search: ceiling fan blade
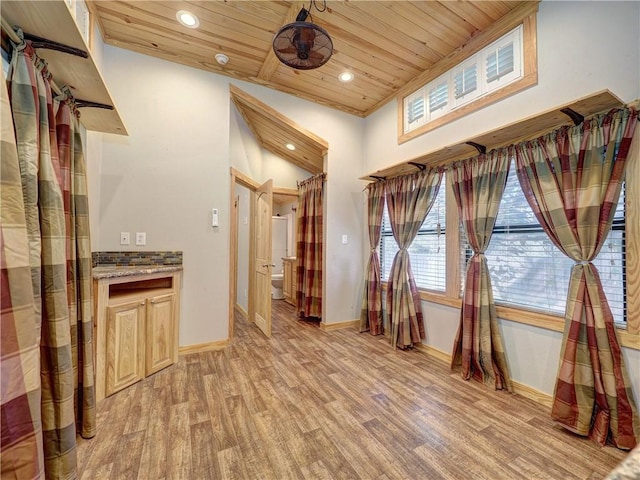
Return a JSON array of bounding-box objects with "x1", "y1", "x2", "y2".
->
[{"x1": 276, "y1": 47, "x2": 299, "y2": 55}]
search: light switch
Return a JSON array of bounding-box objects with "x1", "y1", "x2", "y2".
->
[
  {"x1": 212, "y1": 208, "x2": 219, "y2": 227},
  {"x1": 342, "y1": 234, "x2": 348, "y2": 245},
  {"x1": 135, "y1": 232, "x2": 146, "y2": 246},
  {"x1": 120, "y1": 232, "x2": 130, "y2": 245}
]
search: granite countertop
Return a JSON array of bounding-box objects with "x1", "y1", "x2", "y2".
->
[
  {"x1": 92, "y1": 264, "x2": 183, "y2": 279},
  {"x1": 605, "y1": 444, "x2": 640, "y2": 479}
]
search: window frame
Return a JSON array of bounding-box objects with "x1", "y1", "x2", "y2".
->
[{"x1": 397, "y1": 13, "x2": 537, "y2": 145}]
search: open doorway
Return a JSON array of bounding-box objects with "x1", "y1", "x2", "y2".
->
[{"x1": 228, "y1": 168, "x2": 299, "y2": 339}]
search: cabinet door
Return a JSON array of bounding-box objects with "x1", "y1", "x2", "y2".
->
[
  {"x1": 106, "y1": 299, "x2": 146, "y2": 396},
  {"x1": 146, "y1": 293, "x2": 176, "y2": 376},
  {"x1": 283, "y1": 261, "x2": 292, "y2": 298}
]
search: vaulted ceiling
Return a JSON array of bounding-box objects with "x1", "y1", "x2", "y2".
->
[{"x1": 88, "y1": 1, "x2": 532, "y2": 118}]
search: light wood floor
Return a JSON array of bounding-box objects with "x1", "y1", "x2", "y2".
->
[{"x1": 78, "y1": 300, "x2": 627, "y2": 479}]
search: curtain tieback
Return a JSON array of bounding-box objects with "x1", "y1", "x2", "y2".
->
[{"x1": 576, "y1": 260, "x2": 591, "y2": 265}]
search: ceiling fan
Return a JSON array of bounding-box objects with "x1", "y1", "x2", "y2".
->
[{"x1": 272, "y1": 2, "x2": 333, "y2": 70}]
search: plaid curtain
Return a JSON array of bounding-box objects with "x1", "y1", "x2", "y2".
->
[
  {"x1": 4, "y1": 40, "x2": 96, "y2": 478},
  {"x1": 385, "y1": 169, "x2": 442, "y2": 349},
  {"x1": 56, "y1": 88, "x2": 96, "y2": 439},
  {"x1": 359, "y1": 181, "x2": 386, "y2": 335},
  {"x1": 450, "y1": 150, "x2": 512, "y2": 391},
  {"x1": 1, "y1": 62, "x2": 44, "y2": 480},
  {"x1": 514, "y1": 107, "x2": 639, "y2": 449},
  {"x1": 296, "y1": 174, "x2": 324, "y2": 319}
]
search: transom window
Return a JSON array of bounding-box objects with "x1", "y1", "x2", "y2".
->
[{"x1": 403, "y1": 25, "x2": 523, "y2": 136}]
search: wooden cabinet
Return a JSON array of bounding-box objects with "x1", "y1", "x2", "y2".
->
[
  {"x1": 106, "y1": 299, "x2": 146, "y2": 397},
  {"x1": 94, "y1": 270, "x2": 181, "y2": 400},
  {"x1": 145, "y1": 293, "x2": 176, "y2": 376},
  {"x1": 282, "y1": 258, "x2": 297, "y2": 306}
]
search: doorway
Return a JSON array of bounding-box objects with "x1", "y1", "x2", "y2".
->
[{"x1": 228, "y1": 168, "x2": 298, "y2": 339}]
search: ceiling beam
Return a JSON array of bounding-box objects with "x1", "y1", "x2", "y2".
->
[{"x1": 257, "y1": 1, "x2": 304, "y2": 81}]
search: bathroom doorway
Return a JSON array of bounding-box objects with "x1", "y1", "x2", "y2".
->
[{"x1": 228, "y1": 168, "x2": 298, "y2": 339}]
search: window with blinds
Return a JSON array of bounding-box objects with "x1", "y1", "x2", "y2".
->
[
  {"x1": 428, "y1": 80, "x2": 448, "y2": 114},
  {"x1": 479, "y1": 160, "x2": 626, "y2": 324},
  {"x1": 380, "y1": 175, "x2": 447, "y2": 292},
  {"x1": 486, "y1": 43, "x2": 514, "y2": 83},
  {"x1": 404, "y1": 91, "x2": 426, "y2": 132}
]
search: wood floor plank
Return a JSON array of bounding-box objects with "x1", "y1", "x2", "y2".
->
[{"x1": 77, "y1": 300, "x2": 627, "y2": 480}]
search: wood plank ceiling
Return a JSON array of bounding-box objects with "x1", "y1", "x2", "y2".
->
[{"x1": 88, "y1": 1, "x2": 530, "y2": 118}]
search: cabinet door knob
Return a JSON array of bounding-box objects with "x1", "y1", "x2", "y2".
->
[
  {"x1": 150, "y1": 299, "x2": 156, "y2": 304},
  {"x1": 140, "y1": 301, "x2": 146, "y2": 306}
]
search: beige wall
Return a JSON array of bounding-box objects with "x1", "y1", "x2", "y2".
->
[{"x1": 95, "y1": 46, "x2": 365, "y2": 348}]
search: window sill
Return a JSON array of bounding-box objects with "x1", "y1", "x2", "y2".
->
[{"x1": 381, "y1": 282, "x2": 639, "y2": 350}]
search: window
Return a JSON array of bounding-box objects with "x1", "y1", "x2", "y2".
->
[
  {"x1": 481, "y1": 160, "x2": 626, "y2": 324},
  {"x1": 402, "y1": 26, "x2": 524, "y2": 137},
  {"x1": 380, "y1": 175, "x2": 447, "y2": 292},
  {"x1": 398, "y1": 11, "x2": 538, "y2": 144}
]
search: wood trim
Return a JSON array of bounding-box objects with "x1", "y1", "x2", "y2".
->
[
  {"x1": 2, "y1": 1, "x2": 127, "y2": 135},
  {"x1": 495, "y1": 305, "x2": 563, "y2": 333},
  {"x1": 512, "y1": 380, "x2": 553, "y2": 409},
  {"x1": 234, "y1": 304, "x2": 248, "y2": 321},
  {"x1": 392, "y1": 2, "x2": 540, "y2": 106},
  {"x1": 230, "y1": 84, "x2": 329, "y2": 150},
  {"x1": 626, "y1": 129, "x2": 640, "y2": 335},
  {"x1": 229, "y1": 173, "x2": 238, "y2": 340},
  {"x1": 364, "y1": 90, "x2": 625, "y2": 181},
  {"x1": 273, "y1": 187, "x2": 298, "y2": 197},
  {"x1": 444, "y1": 174, "x2": 461, "y2": 299},
  {"x1": 414, "y1": 342, "x2": 553, "y2": 408},
  {"x1": 178, "y1": 340, "x2": 229, "y2": 355},
  {"x1": 418, "y1": 290, "x2": 462, "y2": 309},
  {"x1": 256, "y1": 1, "x2": 304, "y2": 81},
  {"x1": 231, "y1": 167, "x2": 260, "y2": 190},
  {"x1": 319, "y1": 319, "x2": 360, "y2": 331},
  {"x1": 414, "y1": 343, "x2": 451, "y2": 365},
  {"x1": 398, "y1": 13, "x2": 538, "y2": 144}
]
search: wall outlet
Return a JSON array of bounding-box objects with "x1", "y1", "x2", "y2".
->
[
  {"x1": 342, "y1": 234, "x2": 348, "y2": 245},
  {"x1": 135, "y1": 232, "x2": 146, "y2": 246},
  {"x1": 120, "y1": 232, "x2": 130, "y2": 245}
]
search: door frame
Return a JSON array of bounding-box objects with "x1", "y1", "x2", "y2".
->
[{"x1": 228, "y1": 167, "x2": 298, "y2": 338}]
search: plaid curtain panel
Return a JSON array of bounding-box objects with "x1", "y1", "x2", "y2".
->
[
  {"x1": 1, "y1": 62, "x2": 45, "y2": 480},
  {"x1": 360, "y1": 181, "x2": 385, "y2": 335},
  {"x1": 7, "y1": 40, "x2": 93, "y2": 478},
  {"x1": 296, "y1": 174, "x2": 324, "y2": 319},
  {"x1": 385, "y1": 169, "x2": 442, "y2": 349},
  {"x1": 449, "y1": 150, "x2": 512, "y2": 391},
  {"x1": 514, "y1": 107, "x2": 639, "y2": 449},
  {"x1": 55, "y1": 90, "x2": 96, "y2": 439}
]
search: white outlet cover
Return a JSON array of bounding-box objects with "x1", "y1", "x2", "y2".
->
[
  {"x1": 120, "y1": 232, "x2": 130, "y2": 245},
  {"x1": 135, "y1": 232, "x2": 146, "y2": 245}
]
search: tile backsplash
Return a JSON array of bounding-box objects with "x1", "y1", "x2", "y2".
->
[{"x1": 92, "y1": 251, "x2": 183, "y2": 267}]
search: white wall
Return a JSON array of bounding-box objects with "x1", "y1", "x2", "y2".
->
[
  {"x1": 99, "y1": 47, "x2": 231, "y2": 347},
  {"x1": 95, "y1": 47, "x2": 366, "y2": 348},
  {"x1": 229, "y1": 103, "x2": 262, "y2": 180},
  {"x1": 367, "y1": 1, "x2": 640, "y2": 400},
  {"x1": 226, "y1": 82, "x2": 367, "y2": 325}
]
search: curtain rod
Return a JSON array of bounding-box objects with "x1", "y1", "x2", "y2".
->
[{"x1": 1, "y1": 16, "x2": 114, "y2": 111}]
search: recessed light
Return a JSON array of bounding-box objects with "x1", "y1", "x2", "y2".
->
[
  {"x1": 176, "y1": 10, "x2": 199, "y2": 28},
  {"x1": 338, "y1": 71, "x2": 354, "y2": 82},
  {"x1": 285, "y1": 143, "x2": 296, "y2": 151}
]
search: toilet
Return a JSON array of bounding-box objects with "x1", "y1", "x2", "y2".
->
[{"x1": 271, "y1": 273, "x2": 284, "y2": 300}]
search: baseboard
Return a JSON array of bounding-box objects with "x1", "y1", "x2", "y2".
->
[
  {"x1": 414, "y1": 343, "x2": 553, "y2": 408},
  {"x1": 179, "y1": 339, "x2": 229, "y2": 355},
  {"x1": 319, "y1": 319, "x2": 360, "y2": 331},
  {"x1": 234, "y1": 303, "x2": 248, "y2": 320}
]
